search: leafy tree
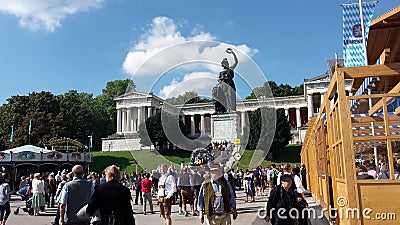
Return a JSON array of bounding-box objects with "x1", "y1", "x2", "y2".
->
[
  {"x1": 271, "y1": 108, "x2": 292, "y2": 153},
  {"x1": 246, "y1": 81, "x2": 304, "y2": 99},
  {"x1": 138, "y1": 112, "x2": 188, "y2": 151},
  {"x1": 245, "y1": 108, "x2": 292, "y2": 160},
  {"x1": 166, "y1": 91, "x2": 212, "y2": 105},
  {"x1": 58, "y1": 90, "x2": 96, "y2": 148},
  {"x1": 96, "y1": 79, "x2": 134, "y2": 135},
  {"x1": 13, "y1": 112, "x2": 66, "y2": 147},
  {"x1": 293, "y1": 84, "x2": 304, "y2": 96},
  {"x1": 0, "y1": 92, "x2": 61, "y2": 149},
  {"x1": 0, "y1": 80, "x2": 137, "y2": 151}
]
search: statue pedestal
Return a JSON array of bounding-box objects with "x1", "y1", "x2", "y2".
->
[
  {"x1": 211, "y1": 113, "x2": 239, "y2": 142},
  {"x1": 210, "y1": 112, "x2": 241, "y2": 167}
]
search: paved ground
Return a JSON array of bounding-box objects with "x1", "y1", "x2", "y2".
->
[{"x1": 6, "y1": 189, "x2": 330, "y2": 225}]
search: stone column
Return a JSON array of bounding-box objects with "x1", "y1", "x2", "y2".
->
[
  {"x1": 211, "y1": 117, "x2": 214, "y2": 138},
  {"x1": 137, "y1": 107, "x2": 142, "y2": 132},
  {"x1": 129, "y1": 108, "x2": 134, "y2": 132},
  {"x1": 133, "y1": 108, "x2": 138, "y2": 132},
  {"x1": 117, "y1": 109, "x2": 122, "y2": 133},
  {"x1": 307, "y1": 94, "x2": 313, "y2": 119},
  {"x1": 127, "y1": 108, "x2": 132, "y2": 132},
  {"x1": 121, "y1": 109, "x2": 126, "y2": 132},
  {"x1": 190, "y1": 115, "x2": 195, "y2": 137},
  {"x1": 296, "y1": 107, "x2": 302, "y2": 128},
  {"x1": 284, "y1": 108, "x2": 289, "y2": 120},
  {"x1": 241, "y1": 111, "x2": 246, "y2": 135},
  {"x1": 200, "y1": 114, "x2": 205, "y2": 136},
  {"x1": 320, "y1": 93, "x2": 325, "y2": 107},
  {"x1": 148, "y1": 107, "x2": 152, "y2": 118}
]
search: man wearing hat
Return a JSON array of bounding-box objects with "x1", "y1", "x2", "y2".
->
[
  {"x1": 265, "y1": 174, "x2": 296, "y2": 225},
  {"x1": 197, "y1": 165, "x2": 237, "y2": 225}
]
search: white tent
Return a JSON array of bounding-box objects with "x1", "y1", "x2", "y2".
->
[{"x1": 1, "y1": 145, "x2": 52, "y2": 154}]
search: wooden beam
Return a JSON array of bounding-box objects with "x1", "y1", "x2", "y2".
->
[
  {"x1": 336, "y1": 72, "x2": 359, "y2": 225},
  {"x1": 368, "y1": 81, "x2": 400, "y2": 115},
  {"x1": 370, "y1": 6, "x2": 400, "y2": 27},
  {"x1": 348, "y1": 92, "x2": 400, "y2": 100},
  {"x1": 354, "y1": 134, "x2": 400, "y2": 141},
  {"x1": 382, "y1": 97, "x2": 395, "y2": 180},
  {"x1": 351, "y1": 114, "x2": 400, "y2": 123},
  {"x1": 341, "y1": 63, "x2": 400, "y2": 79},
  {"x1": 379, "y1": 48, "x2": 391, "y2": 64},
  {"x1": 326, "y1": 71, "x2": 338, "y2": 100},
  {"x1": 395, "y1": 106, "x2": 400, "y2": 115}
]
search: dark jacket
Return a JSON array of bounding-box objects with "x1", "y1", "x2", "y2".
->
[
  {"x1": 87, "y1": 180, "x2": 135, "y2": 225},
  {"x1": 266, "y1": 185, "x2": 295, "y2": 225}
]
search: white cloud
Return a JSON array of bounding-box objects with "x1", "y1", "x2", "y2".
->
[
  {"x1": 123, "y1": 16, "x2": 262, "y2": 98},
  {"x1": 158, "y1": 71, "x2": 217, "y2": 99},
  {"x1": 122, "y1": 16, "x2": 258, "y2": 78},
  {"x1": 0, "y1": 0, "x2": 105, "y2": 32}
]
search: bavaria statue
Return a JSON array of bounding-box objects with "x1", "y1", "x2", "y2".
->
[{"x1": 212, "y1": 48, "x2": 238, "y2": 114}]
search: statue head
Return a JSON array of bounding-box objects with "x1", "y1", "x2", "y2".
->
[{"x1": 221, "y1": 58, "x2": 229, "y2": 68}]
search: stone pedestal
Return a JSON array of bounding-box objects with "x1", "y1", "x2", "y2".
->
[{"x1": 211, "y1": 113, "x2": 239, "y2": 142}]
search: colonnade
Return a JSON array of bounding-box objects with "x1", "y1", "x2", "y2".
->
[
  {"x1": 307, "y1": 92, "x2": 324, "y2": 119},
  {"x1": 116, "y1": 106, "x2": 157, "y2": 133}
]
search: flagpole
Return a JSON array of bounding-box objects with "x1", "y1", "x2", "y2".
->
[
  {"x1": 10, "y1": 125, "x2": 14, "y2": 144},
  {"x1": 28, "y1": 119, "x2": 32, "y2": 145},
  {"x1": 358, "y1": 0, "x2": 368, "y2": 66}
]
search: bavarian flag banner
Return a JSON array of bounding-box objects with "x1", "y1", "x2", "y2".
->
[{"x1": 342, "y1": 2, "x2": 376, "y2": 68}]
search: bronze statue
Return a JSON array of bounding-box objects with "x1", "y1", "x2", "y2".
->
[{"x1": 213, "y1": 48, "x2": 238, "y2": 114}]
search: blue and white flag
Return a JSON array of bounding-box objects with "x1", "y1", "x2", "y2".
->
[
  {"x1": 89, "y1": 134, "x2": 93, "y2": 148},
  {"x1": 10, "y1": 125, "x2": 14, "y2": 143},
  {"x1": 28, "y1": 119, "x2": 32, "y2": 135},
  {"x1": 342, "y1": 2, "x2": 376, "y2": 67}
]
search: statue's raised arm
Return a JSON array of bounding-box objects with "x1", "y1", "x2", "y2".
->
[{"x1": 226, "y1": 48, "x2": 238, "y2": 70}]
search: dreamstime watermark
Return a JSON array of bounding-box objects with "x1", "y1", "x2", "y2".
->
[{"x1": 257, "y1": 197, "x2": 397, "y2": 221}]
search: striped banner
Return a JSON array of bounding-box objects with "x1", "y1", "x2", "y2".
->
[{"x1": 342, "y1": 2, "x2": 376, "y2": 68}]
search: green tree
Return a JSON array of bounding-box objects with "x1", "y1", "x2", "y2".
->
[
  {"x1": 270, "y1": 108, "x2": 292, "y2": 153},
  {"x1": 246, "y1": 81, "x2": 304, "y2": 99},
  {"x1": 245, "y1": 108, "x2": 292, "y2": 160},
  {"x1": 0, "y1": 92, "x2": 61, "y2": 149},
  {"x1": 138, "y1": 112, "x2": 188, "y2": 151},
  {"x1": 166, "y1": 91, "x2": 212, "y2": 105},
  {"x1": 13, "y1": 111, "x2": 66, "y2": 147},
  {"x1": 96, "y1": 79, "x2": 134, "y2": 135},
  {"x1": 59, "y1": 90, "x2": 95, "y2": 147}
]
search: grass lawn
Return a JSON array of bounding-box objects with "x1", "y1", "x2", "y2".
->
[{"x1": 91, "y1": 151, "x2": 142, "y2": 174}]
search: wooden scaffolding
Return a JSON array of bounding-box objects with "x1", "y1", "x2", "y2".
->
[{"x1": 301, "y1": 6, "x2": 400, "y2": 225}]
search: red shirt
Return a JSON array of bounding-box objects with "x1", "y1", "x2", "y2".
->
[{"x1": 141, "y1": 178, "x2": 152, "y2": 193}]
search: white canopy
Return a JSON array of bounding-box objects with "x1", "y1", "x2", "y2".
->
[{"x1": 1, "y1": 145, "x2": 52, "y2": 154}]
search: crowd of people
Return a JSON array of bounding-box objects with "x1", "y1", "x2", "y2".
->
[
  {"x1": 0, "y1": 162, "x2": 311, "y2": 225},
  {"x1": 355, "y1": 158, "x2": 400, "y2": 180}
]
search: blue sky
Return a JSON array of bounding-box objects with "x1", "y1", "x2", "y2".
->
[{"x1": 0, "y1": 0, "x2": 398, "y2": 104}]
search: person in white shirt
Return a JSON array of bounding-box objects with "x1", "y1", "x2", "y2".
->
[
  {"x1": 0, "y1": 173, "x2": 11, "y2": 225},
  {"x1": 293, "y1": 167, "x2": 306, "y2": 200},
  {"x1": 31, "y1": 173, "x2": 45, "y2": 216},
  {"x1": 157, "y1": 165, "x2": 176, "y2": 225}
]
